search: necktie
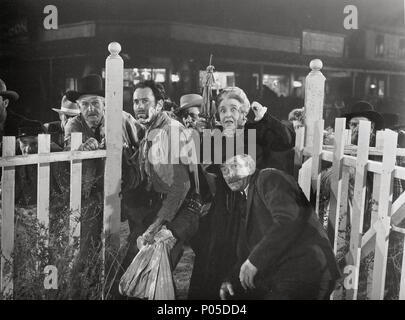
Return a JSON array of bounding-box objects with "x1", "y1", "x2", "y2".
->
[
  {"x1": 93, "y1": 126, "x2": 101, "y2": 142},
  {"x1": 240, "y1": 191, "x2": 247, "y2": 221}
]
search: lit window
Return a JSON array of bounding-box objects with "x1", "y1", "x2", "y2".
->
[
  {"x1": 101, "y1": 68, "x2": 166, "y2": 84},
  {"x1": 375, "y1": 34, "x2": 384, "y2": 57},
  {"x1": 199, "y1": 71, "x2": 235, "y2": 90},
  {"x1": 171, "y1": 73, "x2": 180, "y2": 83},
  {"x1": 399, "y1": 39, "x2": 405, "y2": 58}
]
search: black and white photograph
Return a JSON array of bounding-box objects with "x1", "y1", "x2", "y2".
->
[{"x1": 1, "y1": 0, "x2": 405, "y2": 305}]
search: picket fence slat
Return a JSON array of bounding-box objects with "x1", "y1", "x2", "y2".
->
[
  {"x1": 371, "y1": 129, "x2": 398, "y2": 300},
  {"x1": 37, "y1": 134, "x2": 50, "y2": 231},
  {"x1": 328, "y1": 118, "x2": 346, "y2": 254},
  {"x1": 1, "y1": 136, "x2": 16, "y2": 298},
  {"x1": 346, "y1": 120, "x2": 371, "y2": 300},
  {"x1": 298, "y1": 157, "x2": 312, "y2": 201},
  {"x1": 310, "y1": 120, "x2": 324, "y2": 216},
  {"x1": 69, "y1": 133, "x2": 82, "y2": 247},
  {"x1": 393, "y1": 226, "x2": 405, "y2": 299}
]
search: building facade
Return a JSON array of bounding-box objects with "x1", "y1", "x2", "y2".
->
[{"x1": 1, "y1": 0, "x2": 404, "y2": 123}]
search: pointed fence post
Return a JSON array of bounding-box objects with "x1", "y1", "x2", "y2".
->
[
  {"x1": 304, "y1": 59, "x2": 325, "y2": 155},
  {"x1": 346, "y1": 120, "x2": 371, "y2": 300},
  {"x1": 1, "y1": 136, "x2": 16, "y2": 298},
  {"x1": 371, "y1": 129, "x2": 397, "y2": 300},
  {"x1": 102, "y1": 42, "x2": 123, "y2": 299}
]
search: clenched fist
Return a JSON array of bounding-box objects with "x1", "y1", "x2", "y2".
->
[
  {"x1": 251, "y1": 101, "x2": 268, "y2": 122},
  {"x1": 78, "y1": 137, "x2": 99, "y2": 151}
]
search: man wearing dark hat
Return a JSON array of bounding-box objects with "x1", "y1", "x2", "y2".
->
[
  {"x1": 0, "y1": 78, "x2": 29, "y2": 140},
  {"x1": 344, "y1": 100, "x2": 384, "y2": 146},
  {"x1": 44, "y1": 95, "x2": 80, "y2": 148},
  {"x1": 64, "y1": 74, "x2": 144, "y2": 298},
  {"x1": 176, "y1": 93, "x2": 202, "y2": 129},
  {"x1": 15, "y1": 120, "x2": 66, "y2": 206}
]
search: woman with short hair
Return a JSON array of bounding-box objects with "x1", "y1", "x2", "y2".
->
[{"x1": 189, "y1": 86, "x2": 295, "y2": 299}]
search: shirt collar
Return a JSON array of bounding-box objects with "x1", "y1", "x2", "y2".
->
[{"x1": 243, "y1": 184, "x2": 249, "y2": 197}]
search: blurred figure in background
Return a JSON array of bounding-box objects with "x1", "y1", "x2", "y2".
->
[
  {"x1": 0, "y1": 78, "x2": 28, "y2": 142},
  {"x1": 175, "y1": 94, "x2": 202, "y2": 130},
  {"x1": 44, "y1": 95, "x2": 80, "y2": 148},
  {"x1": 288, "y1": 108, "x2": 305, "y2": 132}
]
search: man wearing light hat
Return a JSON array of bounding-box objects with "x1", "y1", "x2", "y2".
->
[
  {"x1": 44, "y1": 95, "x2": 80, "y2": 148},
  {"x1": 176, "y1": 93, "x2": 203, "y2": 129}
]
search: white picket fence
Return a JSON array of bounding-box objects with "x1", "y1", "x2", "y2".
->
[
  {"x1": 295, "y1": 60, "x2": 405, "y2": 300},
  {"x1": 2, "y1": 41, "x2": 404, "y2": 300},
  {"x1": 0, "y1": 42, "x2": 124, "y2": 299}
]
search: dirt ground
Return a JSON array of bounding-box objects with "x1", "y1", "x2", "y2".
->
[{"x1": 119, "y1": 220, "x2": 195, "y2": 300}]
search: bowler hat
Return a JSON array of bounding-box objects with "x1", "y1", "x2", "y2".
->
[
  {"x1": 17, "y1": 120, "x2": 45, "y2": 138},
  {"x1": 52, "y1": 95, "x2": 80, "y2": 116},
  {"x1": 179, "y1": 94, "x2": 203, "y2": 111},
  {"x1": 343, "y1": 101, "x2": 384, "y2": 130},
  {"x1": 0, "y1": 78, "x2": 19, "y2": 101},
  {"x1": 66, "y1": 74, "x2": 104, "y2": 102}
]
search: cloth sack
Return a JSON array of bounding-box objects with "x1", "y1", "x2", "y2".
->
[{"x1": 119, "y1": 227, "x2": 177, "y2": 299}]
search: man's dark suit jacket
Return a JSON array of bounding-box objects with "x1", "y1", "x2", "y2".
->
[{"x1": 228, "y1": 168, "x2": 341, "y2": 296}]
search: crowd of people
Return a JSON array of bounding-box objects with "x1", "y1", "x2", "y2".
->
[{"x1": 1, "y1": 72, "x2": 405, "y2": 300}]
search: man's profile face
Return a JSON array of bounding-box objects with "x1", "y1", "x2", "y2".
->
[
  {"x1": 18, "y1": 136, "x2": 38, "y2": 155},
  {"x1": 0, "y1": 96, "x2": 9, "y2": 124},
  {"x1": 133, "y1": 87, "x2": 161, "y2": 123},
  {"x1": 77, "y1": 95, "x2": 104, "y2": 128},
  {"x1": 59, "y1": 113, "x2": 76, "y2": 130}
]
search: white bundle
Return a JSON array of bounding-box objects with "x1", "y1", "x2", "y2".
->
[{"x1": 119, "y1": 226, "x2": 177, "y2": 300}]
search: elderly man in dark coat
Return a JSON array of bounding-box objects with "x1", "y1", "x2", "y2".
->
[
  {"x1": 219, "y1": 154, "x2": 340, "y2": 300},
  {"x1": 189, "y1": 87, "x2": 295, "y2": 299}
]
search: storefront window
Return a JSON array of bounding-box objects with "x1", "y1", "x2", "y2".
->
[
  {"x1": 199, "y1": 71, "x2": 235, "y2": 90},
  {"x1": 378, "y1": 80, "x2": 385, "y2": 97},
  {"x1": 65, "y1": 77, "x2": 77, "y2": 91},
  {"x1": 375, "y1": 34, "x2": 385, "y2": 58},
  {"x1": 262, "y1": 74, "x2": 289, "y2": 97},
  {"x1": 102, "y1": 68, "x2": 166, "y2": 86},
  {"x1": 399, "y1": 39, "x2": 405, "y2": 58}
]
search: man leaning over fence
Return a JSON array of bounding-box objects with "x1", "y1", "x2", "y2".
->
[
  {"x1": 64, "y1": 74, "x2": 144, "y2": 298},
  {"x1": 118, "y1": 80, "x2": 199, "y2": 292}
]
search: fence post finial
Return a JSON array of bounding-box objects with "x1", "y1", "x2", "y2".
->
[
  {"x1": 108, "y1": 42, "x2": 121, "y2": 56},
  {"x1": 310, "y1": 58, "x2": 323, "y2": 71},
  {"x1": 304, "y1": 58, "x2": 326, "y2": 153}
]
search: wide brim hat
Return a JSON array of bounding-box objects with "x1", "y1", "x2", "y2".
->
[
  {"x1": 0, "y1": 78, "x2": 19, "y2": 101},
  {"x1": 179, "y1": 94, "x2": 203, "y2": 111},
  {"x1": 66, "y1": 74, "x2": 104, "y2": 102},
  {"x1": 343, "y1": 101, "x2": 384, "y2": 130},
  {"x1": 17, "y1": 120, "x2": 45, "y2": 138},
  {"x1": 52, "y1": 95, "x2": 80, "y2": 116}
]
